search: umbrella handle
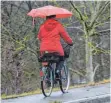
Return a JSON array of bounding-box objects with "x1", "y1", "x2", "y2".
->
[{"x1": 33, "y1": 18, "x2": 35, "y2": 26}]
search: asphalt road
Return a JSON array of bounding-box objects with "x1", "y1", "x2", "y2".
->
[{"x1": 2, "y1": 83, "x2": 110, "y2": 103}]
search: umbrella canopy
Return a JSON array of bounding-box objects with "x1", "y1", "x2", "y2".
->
[{"x1": 27, "y1": 5, "x2": 72, "y2": 18}]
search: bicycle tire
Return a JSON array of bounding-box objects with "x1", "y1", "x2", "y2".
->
[
  {"x1": 41, "y1": 66, "x2": 53, "y2": 97},
  {"x1": 59, "y1": 65, "x2": 70, "y2": 93}
]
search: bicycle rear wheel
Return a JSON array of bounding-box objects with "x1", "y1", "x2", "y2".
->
[
  {"x1": 59, "y1": 64, "x2": 70, "y2": 93},
  {"x1": 41, "y1": 66, "x2": 53, "y2": 97}
]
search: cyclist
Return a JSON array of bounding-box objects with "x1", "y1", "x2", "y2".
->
[{"x1": 37, "y1": 15, "x2": 73, "y2": 75}]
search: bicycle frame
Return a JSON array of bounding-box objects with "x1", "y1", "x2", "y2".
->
[
  {"x1": 41, "y1": 62, "x2": 57, "y2": 83},
  {"x1": 39, "y1": 44, "x2": 72, "y2": 96}
]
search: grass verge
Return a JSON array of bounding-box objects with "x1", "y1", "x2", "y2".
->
[{"x1": 1, "y1": 79, "x2": 110, "y2": 99}]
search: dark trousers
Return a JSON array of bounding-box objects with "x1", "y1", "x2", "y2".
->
[{"x1": 56, "y1": 57, "x2": 66, "y2": 72}]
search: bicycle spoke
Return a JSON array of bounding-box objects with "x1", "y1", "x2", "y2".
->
[
  {"x1": 59, "y1": 65, "x2": 70, "y2": 93},
  {"x1": 41, "y1": 66, "x2": 53, "y2": 97}
]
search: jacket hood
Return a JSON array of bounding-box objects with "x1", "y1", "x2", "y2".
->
[{"x1": 44, "y1": 19, "x2": 59, "y2": 31}]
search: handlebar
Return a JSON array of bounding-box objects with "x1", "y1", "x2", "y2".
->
[{"x1": 63, "y1": 43, "x2": 73, "y2": 49}]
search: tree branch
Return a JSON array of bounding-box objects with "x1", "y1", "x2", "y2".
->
[
  {"x1": 93, "y1": 64, "x2": 100, "y2": 78},
  {"x1": 66, "y1": 26, "x2": 84, "y2": 33},
  {"x1": 69, "y1": 68, "x2": 86, "y2": 77},
  {"x1": 90, "y1": 1, "x2": 110, "y2": 28},
  {"x1": 70, "y1": 1, "x2": 84, "y2": 21}
]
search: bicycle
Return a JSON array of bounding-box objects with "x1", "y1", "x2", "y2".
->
[{"x1": 38, "y1": 45, "x2": 71, "y2": 97}]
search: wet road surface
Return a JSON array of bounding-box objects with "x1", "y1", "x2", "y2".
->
[{"x1": 2, "y1": 83, "x2": 110, "y2": 103}]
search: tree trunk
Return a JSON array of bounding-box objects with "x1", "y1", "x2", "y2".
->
[{"x1": 85, "y1": 36, "x2": 94, "y2": 82}]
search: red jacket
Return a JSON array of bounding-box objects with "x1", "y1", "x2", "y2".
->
[{"x1": 37, "y1": 19, "x2": 73, "y2": 56}]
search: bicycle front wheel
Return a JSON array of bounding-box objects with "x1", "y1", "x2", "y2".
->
[
  {"x1": 41, "y1": 66, "x2": 53, "y2": 97},
  {"x1": 59, "y1": 65, "x2": 70, "y2": 93}
]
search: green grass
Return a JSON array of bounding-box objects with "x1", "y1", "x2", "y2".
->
[
  {"x1": 2, "y1": 88, "x2": 42, "y2": 99},
  {"x1": 2, "y1": 79, "x2": 110, "y2": 99},
  {"x1": 49, "y1": 101, "x2": 62, "y2": 103}
]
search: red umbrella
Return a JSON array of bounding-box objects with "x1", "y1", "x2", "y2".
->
[
  {"x1": 27, "y1": 5, "x2": 72, "y2": 25},
  {"x1": 27, "y1": 5, "x2": 72, "y2": 18}
]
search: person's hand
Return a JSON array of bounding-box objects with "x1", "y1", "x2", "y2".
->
[{"x1": 68, "y1": 43, "x2": 73, "y2": 46}]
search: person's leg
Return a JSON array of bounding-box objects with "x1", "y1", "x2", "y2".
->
[
  {"x1": 56, "y1": 56, "x2": 65, "y2": 71},
  {"x1": 56, "y1": 61, "x2": 64, "y2": 71},
  {"x1": 55, "y1": 59, "x2": 65, "y2": 79}
]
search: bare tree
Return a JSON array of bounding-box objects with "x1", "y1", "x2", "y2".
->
[{"x1": 70, "y1": 1, "x2": 110, "y2": 82}]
